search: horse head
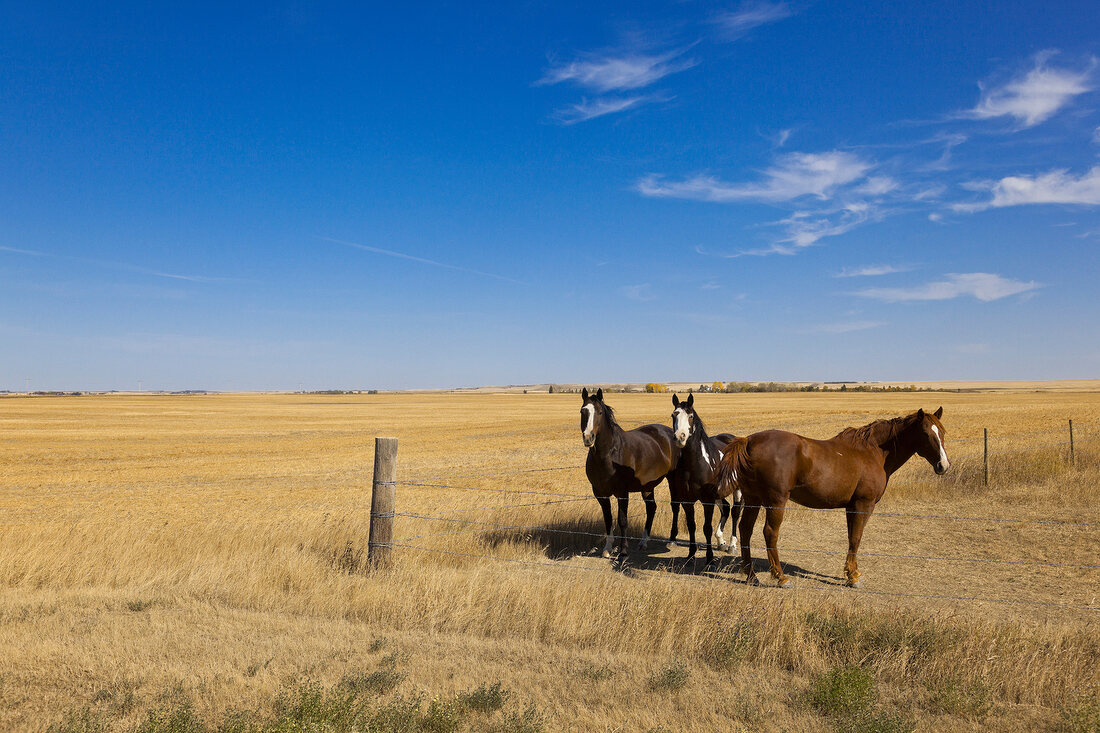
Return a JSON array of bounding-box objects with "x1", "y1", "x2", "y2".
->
[
  {"x1": 671, "y1": 392, "x2": 695, "y2": 447},
  {"x1": 580, "y1": 387, "x2": 606, "y2": 448},
  {"x1": 912, "y1": 407, "x2": 950, "y2": 475}
]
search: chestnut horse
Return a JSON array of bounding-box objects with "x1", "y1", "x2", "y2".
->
[
  {"x1": 666, "y1": 393, "x2": 740, "y2": 565},
  {"x1": 581, "y1": 388, "x2": 680, "y2": 559},
  {"x1": 716, "y1": 408, "x2": 950, "y2": 587}
]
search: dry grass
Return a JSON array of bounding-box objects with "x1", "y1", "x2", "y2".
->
[{"x1": 1, "y1": 390, "x2": 1098, "y2": 731}]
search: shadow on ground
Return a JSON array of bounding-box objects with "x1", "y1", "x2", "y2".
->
[{"x1": 481, "y1": 519, "x2": 844, "y2": 585}]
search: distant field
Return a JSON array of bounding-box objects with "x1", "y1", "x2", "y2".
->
[{"x1": 1, "y1": 389, "x2": 1098, "y2": 731}]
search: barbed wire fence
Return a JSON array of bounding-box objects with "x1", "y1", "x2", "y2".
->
[{"x1": 367, "y1": 422, "x2": 1100, "y2": 612}]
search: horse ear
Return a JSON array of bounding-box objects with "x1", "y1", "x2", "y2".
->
[
  {"x1": 916, "y1": 408, "x2": 925, "y2": 419},
  {"x1": 686, "y1": 393, "x2": 694, "y2": 407},
  {"x1": 595, "y1": 388, "x2": 603, "y2": 401},
  {"x1": 672, "y1": 394, "x2": 680, "y2": 407},
  {"x1": 582, "y1": 387, "x2": 589, "y2": 401},
  {"x1": 934, "y1": 406, "x2": 943, "y2": 419}
]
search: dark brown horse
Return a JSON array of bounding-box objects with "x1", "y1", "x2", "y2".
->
[
  {"x1": 666, "y1": 393, "x2": 739, "y2": 565},
  {"x1": 581, "y1": 388, "x2": 680, "y2": 559},
  {"x1": 716, "y1": 408, "x2": 950, "y2": 587}
]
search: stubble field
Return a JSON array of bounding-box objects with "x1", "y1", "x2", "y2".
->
[{"x1": 1, "y1": 389, "x2": 1098, "y2": 732}]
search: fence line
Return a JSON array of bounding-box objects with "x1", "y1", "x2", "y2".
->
[
  {"x1": 392, "y1": 424, "x2": 1090, "y2": 487},
  {"x1": 394, "y1": 494, "x2": 1100, "y2": 527},
  {"x1": 387, "y1": 542, "x2": 1099, "y2": 612}
]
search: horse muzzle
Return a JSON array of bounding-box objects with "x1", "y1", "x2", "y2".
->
[
  {"x1": 675, "y1": 433, "x2": 689, "y2": 447},
  {"x1": 935, "y1": 461, "x2": 950, "y2": 475},
  {"x1": 582, "y1": 434, "x2": 595, "y2": 448}
]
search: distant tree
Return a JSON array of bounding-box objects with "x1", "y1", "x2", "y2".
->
[
  {"x1": 645, "y1": 383, "x2": 668, "y2": 393},
  {"x1": 711, "y1": 381, "x2": 724, "y2": 393},
  {"x1": 548, "y1": 385, "x2": 554, "y2": 394}
]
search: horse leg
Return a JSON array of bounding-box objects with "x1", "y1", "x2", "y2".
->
[
  {"x1": 715, "y1": 497, "x2": 730, "y2": 550},
  {"x1": 763, "y1": 505, "x2": 789, "y2": 587},
  {"x1": 844, "y1": 500, "x2": 874, "y2": 587},
  {"x1": 683, "y1": 502, "x2": 697, "y2": 561},
  {"x1": 616, "y1": 495, "x2": 629, "y2": 558},
  {"x1": 668, "y1": 500, "x2": 680, "y2": 547},
  {"x1": 641, "y1": 490, "x2": 656, "y2": 550},
  {"x1": 729, "y1": 499, "x2": 742, "y2": 552},
  {"x1": 738, "y1": 505, "x2": 760, "y2": 585},
  {"x1": 597, "y1": 496, "x2": 614, "y2": 558},
  {"x1": 702, "y1": 499, "x2": 715, "y2": 567}
]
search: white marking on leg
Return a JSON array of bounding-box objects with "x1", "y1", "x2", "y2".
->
[
  {"x1": 603, "y1": 534, "x2": 614, "y2": 556},
  {"x1": 639, "y1": 528, "x2": 649, "y2": 549},
  {"x1": 582, "y1": 404, "x2": 596, "y2": 446},
  {"x1": 931, "y1": 424, "x2": 950, "y2": 471},
  {"x1": 715, "y1": 525, "x2": 726, "y2": 548}
]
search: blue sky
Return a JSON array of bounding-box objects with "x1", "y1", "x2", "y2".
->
[{"x1": 2, "y1": 1, "x2": 1099, "y2": 390}]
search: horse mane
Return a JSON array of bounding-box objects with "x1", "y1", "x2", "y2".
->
[
  {"x1": 689, "y1": 410, "x2": 709, "y2": 441},
  {"x1": 601, "y1": 401, "x2": 622, "y2": 431},
  {"x1": 834, "y1": 412, "x2": 917, "y2": 447}
]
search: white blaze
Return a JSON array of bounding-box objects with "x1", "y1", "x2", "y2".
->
[
  {"x1": 673, "y1": 408, "x2": 692, "y2": 445},
  {"x1": 931, "y1": 424, "x2": 950, "y2": 470},
  {"x1": 582, "y1": 404, "x2": 596, "y2": 445}
]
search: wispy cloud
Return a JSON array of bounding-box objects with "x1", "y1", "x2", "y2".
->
[
  {"x1": 835, "y1": 264, "x2": 911, "y2": 278},
  {"x1": 953, "y1": 166, "x2": 1100, "y2": 211},
  {"x1": 803, "y1": 320, "x2": 887, "y2": 334},
  {"x1": 538, "y1": 48, "x2": 696, "y2": 93},
  {"x1": 853, "y1": 273, "x2": 1040, "y2": 302},
  {"x1": 638, "y1": 151, "x2": 873, "y2": 203},
  {"x1": 553, "y1": 94, "x2": 658, "y2": 124},
  {"x1": 319, "y1": 236, "x2": 523, "y2": 284},
  {"x1": 712, "y1": 1, "x2": 793, "y2": 39},
  {"x1": 1, "y1": 244, "x2": 229, "y2": 283},
  {"x1": 0, "y1": 245, "x2": 48, "y2": 256},
  {"x1": 620, "y1": 283, "x2": 655, "y2": 301},
  {"x1": 964, "y1": 53, "x2": 1095, "y2": 128}
]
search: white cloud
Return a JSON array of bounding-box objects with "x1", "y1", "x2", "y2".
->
[
  {"x1": 768, "y1": 205, "x2": 872, "y2": 252},
  {"x1": 713, "y1": 1, "x2": 793, "y2": 39},
  {"x1": 538, "y1": 49, "x2": 696, "y2": 92},
  {"x1": 966, "y1": 54, "x2": 1094, "y2": 128},
  {"x1": 553, "y1": 95, "x2": 654, "y2": 124},
  {"x1": 637, "y1": 151, "x2": 873, "y2": 203},
  {"x1": 854, "y1": 176, "x2": 898, "y2": 196},
  {"x1": 621, "y1": 283, "x2": 655, "y2": 301},
  {"x1": 835, "y1": 264, "x2": 910, "y2": 278},
  {"x1": 853, "y1": 273, "x2": 1040, "y2": 302},
  {"x1": 804, "y1": 320, "x2": 887, "y2": 334},
  {"x1": 954, "y1": 166, "x2": 1100, "y2": 211},
  {"x1": 1094, "y1": 126, "x2": 1100, "y2": 144}
]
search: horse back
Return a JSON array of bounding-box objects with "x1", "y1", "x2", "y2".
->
[
  {"x1": 622, "y1": 423, "x2": 679, "y2": 483},
  {"x1": 740, "y1": 430, "x2": 883, "y2": 508}
]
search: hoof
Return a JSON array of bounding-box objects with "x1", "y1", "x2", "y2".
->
[
  {"x1": 846, "y1": 579, "x2": 863, "y2": 589},
  {"x1": 776, "y1": 577, "x2": 792, "y2": 588},
  {"x1": 717, "y1": 542, "x2": 729, "y2": 552},
  {"x1": 601, "y1": 550, "x2": 611, "y2": 559}
]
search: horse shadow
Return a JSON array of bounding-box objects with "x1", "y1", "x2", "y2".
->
[{"x1": 480, "y1": 520, "x2": 845, "y2": 585}]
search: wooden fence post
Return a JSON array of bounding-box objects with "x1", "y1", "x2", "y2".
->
[
  {"x1": 1068, "y1": 419, "x2": 1075, "y2": 467},
  {"x1": 983, "y1": 428, "x2": 989, "y2": 488},
  {"x1": 369, "y1": 437, "x2": 398, "y2": 569}
]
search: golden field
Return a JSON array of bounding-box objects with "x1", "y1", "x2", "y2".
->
[{"x1": 1, "y1": 389, "x2": 1098, "y2": 732}]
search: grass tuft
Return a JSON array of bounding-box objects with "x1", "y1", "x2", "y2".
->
[{"x1": 648, "y1": 662, "x2": 690, "y2": 693}]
